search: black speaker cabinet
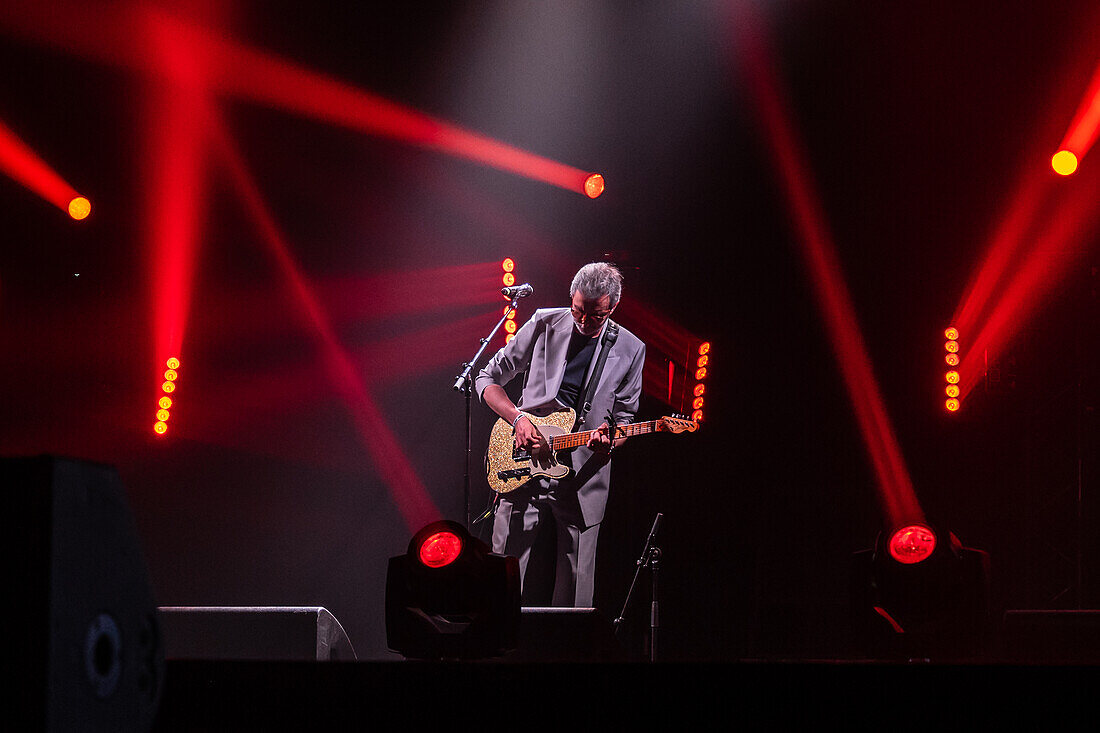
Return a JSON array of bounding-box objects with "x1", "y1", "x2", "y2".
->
[
  {"x1": 502, "y1": 607, "x2": 627, "y2": 662},
  {"x1": 159, "y1": 607, "x2": 356, "y2": 661},
  {"x1": 3, "y1": 455, "x2": 163, "y2": 732}
]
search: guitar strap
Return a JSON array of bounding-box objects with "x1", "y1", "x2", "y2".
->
[{"x1": 576, "y1": 320, "x2": 619, "y2": 429}]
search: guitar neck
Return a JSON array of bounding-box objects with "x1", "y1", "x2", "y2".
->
[{"x1": 549, "y1": 420, "x2": 658, "y2": 451}]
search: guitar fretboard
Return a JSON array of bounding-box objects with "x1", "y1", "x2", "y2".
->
[{"x1": 549, "y1": 421, "x2": 658, "y2": 451}]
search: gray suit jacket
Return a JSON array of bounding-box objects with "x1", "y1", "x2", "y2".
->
[{"x1": 475, "y1": 307, "x2": 646, "y2": 526}]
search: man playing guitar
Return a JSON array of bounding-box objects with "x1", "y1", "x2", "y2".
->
[{"x1": 476, "y1": 262, "x2": 646, "y2": 607}]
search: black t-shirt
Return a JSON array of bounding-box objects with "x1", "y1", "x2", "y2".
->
[{"x1": 556, "y1": 328, "x2": 599, "y2": 409}]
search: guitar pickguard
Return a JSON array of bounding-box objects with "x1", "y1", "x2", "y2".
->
[{"x1": 485, "y1": 409, "x2": 575, "y2": 494}]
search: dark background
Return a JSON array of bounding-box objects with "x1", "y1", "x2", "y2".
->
[{"x1": 1, "y1": 1, "x2": 1097, "y2": 661}]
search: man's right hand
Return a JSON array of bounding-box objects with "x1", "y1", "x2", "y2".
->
[{"x1": 514, "y1": 415, "x2": 549, "y2": 460}]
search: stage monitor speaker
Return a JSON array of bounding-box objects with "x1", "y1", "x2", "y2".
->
[
  {"x1": 502, "y1": 607, "x2": 627, "y2": 662},
  {"x1": 3, "y1": 455, "x2": 163, "y2": 732},
  {"x1": 1003, "y1": 610, "x2": 1100, "y2": 663},
  {"x1": 159, "y1": 606, "x2": 356, "y2": 661}
]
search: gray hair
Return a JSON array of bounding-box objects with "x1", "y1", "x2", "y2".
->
[{"x1": 570, "y1": 262, "x2": 623, "y2": 306}]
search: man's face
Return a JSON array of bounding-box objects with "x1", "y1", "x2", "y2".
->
[{"x1": 570, "y1": 292, "x2": 614, "y2": 337}]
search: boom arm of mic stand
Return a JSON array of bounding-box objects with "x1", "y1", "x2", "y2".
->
[
  {"x1": 453, "y1": 296, "x2": 520, "y2": 392},
  {"x1": 453, "y1": 296, "x2": 522, "y2": 530}
]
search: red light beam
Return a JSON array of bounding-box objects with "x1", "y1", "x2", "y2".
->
[
  {"x1": 730, "y1": 1, "x2": 924, "y2": 528},
  {"x1": 209, "y1": 109, "x2": 442, "y2": 532},
  {"x1": 1057, "y1": 59, "x2": 1100, "y2": 165},
  {"x1": 0, "y1": 116, "x2": 86, "y2": 217},
  {"x1": 0, "y1": 4, "x2": 602, "y2": 197}
]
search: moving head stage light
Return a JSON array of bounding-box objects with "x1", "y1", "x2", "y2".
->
[{"x1": 386, "y1": 520, "x2": 520, "y2": 660}]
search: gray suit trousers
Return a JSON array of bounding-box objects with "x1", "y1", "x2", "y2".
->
[{"x1": 491, "y1": 479, "x2": 601, "y2": 608}]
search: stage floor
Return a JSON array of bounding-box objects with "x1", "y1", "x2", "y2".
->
[{"x1": 154, "y1": 658, "x2": 1100, "y2": 729}]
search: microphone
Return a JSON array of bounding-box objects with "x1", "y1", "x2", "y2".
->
[{"x1": 501, "y1": 283, "x2": 533, "y2": 299}]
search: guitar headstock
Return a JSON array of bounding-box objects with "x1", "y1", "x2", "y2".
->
[{"x1": 656, "y1": 414, "x2": 699, "y2": 433}]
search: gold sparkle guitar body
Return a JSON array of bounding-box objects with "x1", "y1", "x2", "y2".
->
[{"x1": 485, "y1": 408, "x2": 697, "y2": 494}]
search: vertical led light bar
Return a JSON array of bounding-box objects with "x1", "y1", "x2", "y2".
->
[
  {"x1": 501, "y1": 258, "x2": 518, "y2": 344},
  {"x1": 944, "y1": 328, "x2": 960, "y2": 412},
  {"x1": 153, "y1": 357, "x2": 180, "y2": 435},
  {"x1": 691, "y1": 341, "x2": 710, "y2": 422}
]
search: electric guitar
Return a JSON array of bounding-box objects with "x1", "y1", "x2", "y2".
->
[{"x1": 485, "y1": 407, "x2": 698, "y2": 494}]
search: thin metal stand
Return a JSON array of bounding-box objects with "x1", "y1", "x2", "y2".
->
[
  {"x1": 453, "y1": 297, "x2": 521, "y2": 529},
  {"x1": 614, "y1": 512, "x2": 663, "y2": 662}
]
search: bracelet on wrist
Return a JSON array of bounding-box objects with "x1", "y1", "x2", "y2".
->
[{"x1": 511, "y1": 413, "x2": 526, "y2": 430}]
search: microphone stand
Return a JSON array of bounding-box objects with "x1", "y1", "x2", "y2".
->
[
  {"x1": 452, "y1": 296, "x2": 522, "y2": 530},
  {"x1": 613, "y1": 512, "x2": 663, "y2": 662}
]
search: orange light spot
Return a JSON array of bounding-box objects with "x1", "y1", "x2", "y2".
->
[
  {"x1": 166, "y1": 357, "x2": 181, "y2": 369},
  {"x1": 504, "y1": 306, "x2": 516, "y2": 317},
  {"x1": 697, "y1": 355, "x2": 709, "y2": 368},
  {"x1": 156, "y1": 409, "x2": 170, "y2": 421},
  {"x1": 418, "y1": 531, "x2": 463, "y2": 568},
  {"x1": 1052, "y1": 150, "x2": 1079, "y2": 176},
  {"x1": 504, "y1": 319, "x2": 517, "y2": 334},
  {"x1": 946, "y1": 398, "x2": 961, "y2": 412},
  {"x1": 584, "y1": 173, "x2": 605, "y2": 199},
  {"x1": 944, "y1": 327, "x2": 959, "y2": 341},
  {"x1": 159, "y1": 396, "x2": 173, "y2": 409},
  {"x1": 695, "y1": 367, "x2": 707, "y2": 380},
  {"x1": 501, "y1": 258, "x2": 515, "y2": 273},
  {"x1": 945, "y1": 353, "x2": 959, "y2": 366},
  {"x1": 946, "y1": 384, "x2": 960, "y2": 398},
  {"x1": 164, "y1": 368, "x2": 178, "y2": 381},
  {"x1": 502, "y1": 272, "x2": 515, "y2": 287},
  {"x1": 68, "y1": 196, "x2": 91, "y2": 220},
  {"x1": 945, "y1": 340, "x2": 959, "y2": 353},
  {"x1": 698, "y1": 342, "x2": 711, "y2": 356},
  {"x1": 945, "y1": 370, "x2": 960, "y2": 384},
  {"x1": 153, "y1": 421, "x2": 168, "y2": 434},
  {"x1": 691, "y1": 409, "x2": 704, "y2": 422},
  {"x1": 161, "y1": 381, "x2": 176, "y2": 393},
  {"x1": 693, "y1": 383, "x2": 705, "y2": 397},
  {"x1": 888, "y1": 525, "x2": 936, "y2": 564},
  {"x1": 504, "y1": 333, "x2": 514, "y2": 344},
  {"x1": 693, "y1": 396, "x2": 704, "y2": 410}
]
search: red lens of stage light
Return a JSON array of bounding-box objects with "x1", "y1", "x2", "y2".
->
[
  {"x1": 502, "y1": 272, "x2": 515, "y2": 287},
  {"x1": 501, "y1": 258, "x2": 514, "y2": 273},
  {"x1": 944, "y1": 328, "x2": 958, "y2": 341},
  {"x1": 697, "y1": 355, "x2": 709, "y2": 368},
  {"x1": 698, "y1": 342, "x2": 711, "y2": 356},
  {"x1": 159, "y1": 396, "x2": 173, "y2": 409},
  {"x1": 946, "y1": 398, "x2": 961, "y2": 412},
  {"x1": 1052, "y1": 150, "x2": 1078, "y2": 176},
  {"x1": 584, "y1": 173, "x2": 605, "y2": 199},
  {"x1": 693, "y1": 396, "x2": 704, "y2": 410},
  {"x1": 156, "y1": 409, "x2": 170, "y2": 422},
  {"x1": 167, "y1": 357, "x2": 181, "y2": 369},
  {"x1": 693, "y1": 383, "x2": 705, "y2": 397},
  {"x1": 946, "y1": 384, "x2": 960, "y2": 398},
  {"x1": 68, "y1": 196, "x2": 91, "y2": 220},
  {"x1": 945, "y1": 370, "x2": 960, "y2": 384},
  {"x1": 418, "y1": 531, "x2": 463, "y2": 568},
  {"x1": 153, "y1": 421, "x2": 168, "y2": 435},
  {"x1": 164, "y1": 369, "x2": 178, "y2": 381},
  {"x1": 695, "y1": 367, "x2": 707, "y2": 380},
  {"x1": 504, "y1": 319, "x2": 517, "y2": 334},
  {"x1": 504, "y1": 306, "x2": 515, "y2": 317},
  {"x1": 945, "y1": 353, "x2": 959, "y2": 366},
  {"x1": 888, "y1": 524, "x2": 936, "y2": 564},
  {"x1": 945, "y1": 341, "x2": 959, "y2": 353},
  {"x1": 691, "y1": 409, "x2": 704, "y2": 422},
  {"x1": 161, "y1": 381, "x2": 176, "y2": 393},
  {"x1": 505, "y1": 333, "x2": 514, "y2": 344}
]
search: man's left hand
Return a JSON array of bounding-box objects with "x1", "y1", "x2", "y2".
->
[{"x1": 587, "y1": 422, "x2": 613, "y2": 455}]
